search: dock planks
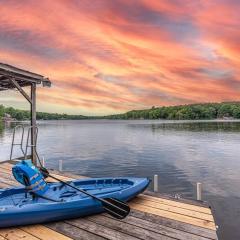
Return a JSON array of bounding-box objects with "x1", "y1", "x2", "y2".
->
[{"x1": 0, "y1": 161, "x2": 218, "y2": 240}]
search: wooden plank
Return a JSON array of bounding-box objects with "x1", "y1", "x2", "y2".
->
[
  {"x1": 0, "y1": 228, "x2": 40, "y2": 240},
  {"x1": 130, "y1": 202, "x2": 216, "y2": 230},
  {"x1": 131, "y1": 210, "x2": 217, "y2": 239},
  {"x1": 102, "y1": 212, "x2": 212, "y2": 240},
  {"x1": 0, "y1": 163, "x2": 72, "y2": 183},
  {"x1": 140, "y1": 194, "x2": 212, "y2": 214},
  {"x1": 0, "y1": 181, "x2": 12, "y2": 188},
  {"x1": 0, "y1": 164, "x2": 12, "y2": 175},
  {"x1": 21, "y1": 225, "x2": 73, "y2": 240},
  {"x1": 0, "y1": 163, "x2": 84, "y2": 181},
  {"x1": 0, "y1": 163, "x2": 75, "y2": 182},
  {"x1": 0, "y1": 167, "x2": 56, "y2": 186},
  {"x1": 87, "y1": 214, "x2": 178, "y2": 240},
  {"x1": 66, "y1": 218, "x2": 140, "y2": 240},
  {"x1": 133, "y1": 196, "x2": 214, "y2": 221},
  {"x1": 0, "y1": 170, "x2": 17, "y2": 181},
  {"x1": 0, "y1": 163, "x2": 13, "y2": 172},
  {"x1": 144, "y1": 191, "x2": 210, "y2": 208},
  {"x1": 0, "y1": 163, "x2": 13, "y2": 170},
  {"x1": 0, "y1": 177, "x2": 19, "y2": 186},
  {"x1": 88, "y1": 215, "x2": 174, "y2": 240},
  {"x1": 0, "y1": 170, "x2": 18, "y2": 181},
  {"x1": 46, "y1": 222, "x2": 105, "y2": 240},
  {"x1": 0, "y1": 163, "x2": 78, "y2": 185}
]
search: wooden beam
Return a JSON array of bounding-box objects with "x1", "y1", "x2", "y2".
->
[
  {"x1": 21, "y1": 225, "x2": 73, "y2": 240},
  {"x1": 0, "y1": 63, "x2": 44, "y2": 81},
  {"x1": 31, "y1": 83, "x2": 37, "y2": 165},
  {"x1": 9, "y1": 77, "x2": 32, "y2": 104}
]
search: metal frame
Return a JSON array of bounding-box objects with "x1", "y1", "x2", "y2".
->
[
  {"x1": 0, "y1": 63, "x2": 51, "y2": 165},
  {"x1": 10, "y1": 125, "x2": 25, "y2": 160}
]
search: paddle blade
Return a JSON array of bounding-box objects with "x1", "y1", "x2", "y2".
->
[{"x1": 102, "y1": 198, "x2": 130, "y2": 219}]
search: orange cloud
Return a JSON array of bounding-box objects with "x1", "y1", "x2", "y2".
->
[{"x1": 0, "y1": 0, "x2": 240, "y2": 115}]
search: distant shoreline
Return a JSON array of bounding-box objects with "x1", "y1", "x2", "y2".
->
[{"x1": 1, "y1": 101, "x2": 240, "y2": 121}]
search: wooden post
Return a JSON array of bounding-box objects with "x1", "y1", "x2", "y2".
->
[
  {"x1": 153, "y1": 174, "x2": 159, "y2": 192},
  {"x1": 31, "y1": 83, "x2": 37, "y2": 165},
  {"x1": 197, "y1": 182, "x2": 202, "y2": 200},
  {"x1": 59, "y1": 160, "x2": 63, "y2": 171}
]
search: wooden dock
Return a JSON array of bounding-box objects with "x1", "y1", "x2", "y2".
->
[{"x1": 0, "y1": 161, "x2": 218, "y2": 240}]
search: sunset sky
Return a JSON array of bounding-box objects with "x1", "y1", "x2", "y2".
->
[{"x1": 0, "y1": 0, "x2": 240, "y2": 115}]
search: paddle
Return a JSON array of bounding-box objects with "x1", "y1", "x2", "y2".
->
[{"x1": 39, "y1": 167, "x2": 130, "y2": 219}]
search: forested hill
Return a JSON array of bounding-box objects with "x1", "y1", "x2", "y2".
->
[
  {"x1": 104, "y1": 102, "x2": 240, "y2": 120},
  {"x1": 0, "y1": 105, "x2": 87, "y2": 120},
  {"x1": 1, "y1": 102, "x2": 240, "y2": 121}
]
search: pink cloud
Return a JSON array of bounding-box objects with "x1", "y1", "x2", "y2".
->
[{"x1": 0, "y1": 0, "x2": 239, "y2": 114}]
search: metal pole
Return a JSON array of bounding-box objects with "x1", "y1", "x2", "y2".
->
[
  {"x1": 153, "y1": 174, "x2": 159, "y2": 192},
  {"x1": 31, "y1": 83, "x2": 37, "y2": 165},
  {"x1": 41, "y1": 156, "x2": 45, "y2": 167},
  {"x1": 197, "y1": 182, "x2": 202, "y2": 200}
]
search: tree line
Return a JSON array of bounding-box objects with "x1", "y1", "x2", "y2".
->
[
  {"x1": 0, "y1": 105, "x2": 87, "y2": 120},
  {"x1": 1, "y1": 102, "x2": 240, "y2": 121},
  {"x1": 104, "y1": 102, "x2": 240, "y2": 120}
]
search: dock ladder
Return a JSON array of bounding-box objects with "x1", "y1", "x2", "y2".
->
[{"x1": 10, "y1": 125, "x2": 39, "y2": 162}]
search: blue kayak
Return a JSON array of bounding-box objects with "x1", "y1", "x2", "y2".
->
[{"x1": 0, "y1": 177, "x2": 150, "y2": 227}]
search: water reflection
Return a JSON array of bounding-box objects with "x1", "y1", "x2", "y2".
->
[
  {"x1": 129, "y1": 121, "x2": 240, "y2": 132},
  {"x1": 0, "y1": 122, "x2": 3, "y2": 136}
]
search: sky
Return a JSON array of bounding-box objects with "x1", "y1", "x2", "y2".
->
[{"x1": 0, "y1": 0, "x2": 240, "y2": 115}]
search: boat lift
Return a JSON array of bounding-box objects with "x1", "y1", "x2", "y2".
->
[{"x1": 0, "y1": 63, "x2": 51, "y2": 165}]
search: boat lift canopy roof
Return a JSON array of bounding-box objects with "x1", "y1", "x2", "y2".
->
[
  {"x1": 0, "y1": 63, "x2": 51, "y2": 91},
  {"x1": 0, "y1": 63, "x2": 51, "y2": 165}
]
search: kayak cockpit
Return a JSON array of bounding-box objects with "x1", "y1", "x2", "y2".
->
[{"x1": 0, "y1": 178, "x2": 136, "y2": 206}]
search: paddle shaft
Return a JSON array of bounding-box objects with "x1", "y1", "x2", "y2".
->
[
  {"x1": 37, "y1": 156, "x2": 124, "y2": 207},
  {"x1": 38, "y1": 165, "x2": 130, "y2": 219},
  {"x1": 37, "y1": 161, "x2": 103, "y2": 203}
]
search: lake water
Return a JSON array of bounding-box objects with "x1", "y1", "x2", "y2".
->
[{"x1": 0, "y1": 119, "x2": 240, "y2": 240}]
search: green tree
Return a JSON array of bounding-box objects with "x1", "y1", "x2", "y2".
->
[
  {"x1": 0, "y1": 105, "x2": 4, "y2": 118},
  {"x1": 218, "y1": 104, "x2": 233, "y2": 118},
  {"x1": 233, "y1": 106, "x2": 240, "y2": 118}
]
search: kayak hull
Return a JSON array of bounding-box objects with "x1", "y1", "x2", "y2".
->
[{"x1": 0, "y1": 177, "x2": 150, "y2": 227}]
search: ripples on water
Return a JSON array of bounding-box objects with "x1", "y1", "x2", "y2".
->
[{"x1": 0, "y1": 120, "x2": 240, "y2": 239}]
